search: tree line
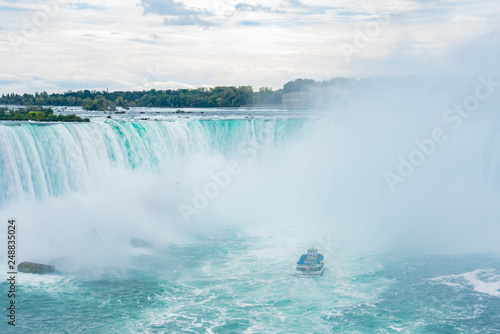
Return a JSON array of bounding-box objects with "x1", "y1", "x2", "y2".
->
[
  {"x1": 0, "y1": 107, "x2": 89, "y2": 122},
  {"x1": 0, "y1": 78, "x2": 355, "y2": 111},
  {"x1": 0, "y1": 86, "x2": 278, "y2": 111}
]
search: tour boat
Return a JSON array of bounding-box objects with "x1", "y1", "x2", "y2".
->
[{"x1": 296, "y1": 247, "x2": 324, "y2": 277}]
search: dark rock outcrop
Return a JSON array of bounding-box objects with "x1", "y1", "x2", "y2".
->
[
  {"x1": 130, "y1": 237, "x2": 153, "y2": 248},
  {"x1": 18, "y1": 262, "x2": 56, "y2": 274}
]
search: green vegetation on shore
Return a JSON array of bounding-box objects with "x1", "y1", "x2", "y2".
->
[
  {"x1": 0, "y1": 78, "x2": 354, "y2": 111},
  {"x1": 0, "y1": 86, "x2": 260, "y2": 111},
  {"x1": 0, "y1": 107, "x2": 90, "y2": 122}
]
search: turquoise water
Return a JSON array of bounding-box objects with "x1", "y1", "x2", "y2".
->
[
  {"x1": 1, "y1": 108, "x2": 500, "y2": 333},
  {"x1": 7, "y1": 228, "x2": 500, "y2": 333}
]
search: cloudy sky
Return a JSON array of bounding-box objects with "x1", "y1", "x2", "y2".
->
[{"x1": 0, "y1": 0, "x2": 499, "y2": 93}]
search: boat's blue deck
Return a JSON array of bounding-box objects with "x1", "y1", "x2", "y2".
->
[{"x1": 297, "y1": 253, "x2": 324, "y2": 265}]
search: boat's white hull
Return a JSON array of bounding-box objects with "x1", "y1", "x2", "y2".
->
[{"x1": 295, "y1": 265, "x2": 324, "y2": 277}]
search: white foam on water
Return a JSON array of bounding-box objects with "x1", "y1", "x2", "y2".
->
[
  {"x1": 14, "y1": 272, "x2": 82, "y2": 296},
  {"x1": 430, "y1": 269, "x2": 500, "y2": 297}
]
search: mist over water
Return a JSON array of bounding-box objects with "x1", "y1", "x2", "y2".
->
[
  {"x1": 202, "y1": 77, "x2": 500, "y2": 254},
  {"x1": 1, "y1": 78, "x2": 500, "y2": 332}
]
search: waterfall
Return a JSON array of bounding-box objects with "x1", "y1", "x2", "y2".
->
[{"x1": 0, "y1": 118, "x2": 309, "y2": 205}]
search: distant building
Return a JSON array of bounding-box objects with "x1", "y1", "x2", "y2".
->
[{"x1": 282, "y1": 92, "x2": 309, "y2": 108}]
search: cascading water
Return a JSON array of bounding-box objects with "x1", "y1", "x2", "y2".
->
[{"x1": 0, "y1": 118, "x2": 309, "y2": 206}]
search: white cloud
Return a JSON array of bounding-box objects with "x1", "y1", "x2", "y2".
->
[
  {"x1": 142, "y1": 80, "x2": 196, "y2": 91},
  {"x1": 0, "y1": 0, "x2": 499, "y2": 93}
]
